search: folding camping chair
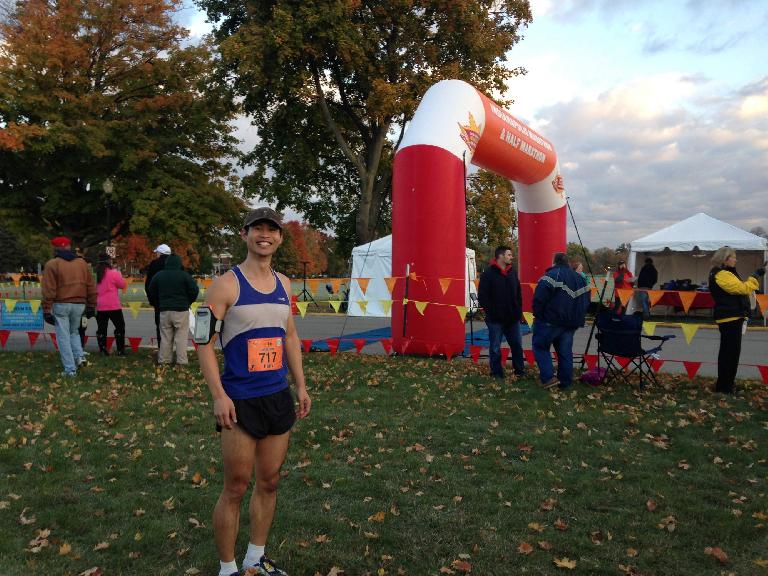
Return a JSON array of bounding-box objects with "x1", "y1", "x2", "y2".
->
[{"x1": 595, "y1": 311, "x2": 675, "y2": 386}]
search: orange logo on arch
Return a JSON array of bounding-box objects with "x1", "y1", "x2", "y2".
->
[
  {"x1": 458, "y1": 112, "x2": 482, "y2": 153},
  {"x1": 552, "y1": 174, "x2": 565, "y2": 197}
]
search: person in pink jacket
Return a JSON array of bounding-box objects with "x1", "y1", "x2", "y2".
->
[{"x1": 96, "y1": 253, "x2": 127, "y2": 355}]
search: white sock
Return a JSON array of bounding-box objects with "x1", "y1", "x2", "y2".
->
[
  {"x1": 243, "y1": 543, "x2": 266, "y2": 567},
  {"x1": 219, "y1": 559, "x2": 238, "y2": 576}
]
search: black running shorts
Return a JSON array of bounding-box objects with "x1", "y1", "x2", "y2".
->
[{"x1": 216, "y1": 387, "x2": 296, "y2": 439}]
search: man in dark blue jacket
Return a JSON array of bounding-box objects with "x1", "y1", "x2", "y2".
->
[
  {"x1": 532, "y1": 252, "x2": 590, "y2": 390},
  {"x1": 478, "y1": 246, "x2": 525, "y2": 380}
]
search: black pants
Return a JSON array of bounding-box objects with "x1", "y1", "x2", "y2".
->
[
  {"x1": 96, "y1": 309, "x2": 126, "y2": 353},
  {"x1": 716, "y1": 319, "x2": 743, "y2": 393}
]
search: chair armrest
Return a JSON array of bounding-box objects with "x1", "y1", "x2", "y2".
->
[{"x1": 642, "y1": 334, "x2": 675, "y2": 342}]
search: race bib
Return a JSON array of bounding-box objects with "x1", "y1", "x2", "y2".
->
[{"x1": 247, "y1": 337, "x2": 283, "y2": 372}]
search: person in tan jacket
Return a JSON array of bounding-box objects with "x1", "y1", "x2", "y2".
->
[{"x1": 41, "y1": 236, "x2": 97, "y2": 376}]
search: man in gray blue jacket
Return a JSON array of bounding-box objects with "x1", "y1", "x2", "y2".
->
[{"x1": 532, "y1": 252, "x2": 590, "y2": 390}]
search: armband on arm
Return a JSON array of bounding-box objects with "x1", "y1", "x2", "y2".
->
[{"x1": 193, "y1": 306, "x2": 223, "y2": 344}]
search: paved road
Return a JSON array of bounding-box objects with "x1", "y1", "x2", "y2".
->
[{"x1": 2, "y1": 310, "x2": 765, "y2": 380}]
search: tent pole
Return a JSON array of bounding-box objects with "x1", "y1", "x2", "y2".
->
[{"x1": 580, "y1": 270, "x2": 611, "y2": 369}]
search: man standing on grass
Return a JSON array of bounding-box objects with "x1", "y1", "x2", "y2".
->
[
  {"x1": 532, "y1": 252, "x2": 590, "y2": 391},
  {"x1": 198, "y1": 207, "x2": 311, "y2": 576},
  {"x1": 145, "y1": 243, "x2": 171, "y2": 349},
  {"x1": 41, "y1": 236, "x2": 97, "y2": 377},
  {"x1": 478, "y1": 245, "x2": 526, "y2": 381}
]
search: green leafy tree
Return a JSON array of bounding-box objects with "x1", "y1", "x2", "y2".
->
[
  {"x1": 0, "y1": 0, "x2": 243, "y2": 254},
  {"x1": 591, "y1": 247, "x2": 616, "y2": 275},
  {"x1": 198, "y1": 0, "x2": 533, "y2": 249},
  {"x1": 466, "y1": 170, "x2": 517, "y2": 252}
]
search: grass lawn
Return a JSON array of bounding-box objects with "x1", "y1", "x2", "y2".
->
[{"x1": 1, "y1": 350, "x2": 767, "y2": 576}]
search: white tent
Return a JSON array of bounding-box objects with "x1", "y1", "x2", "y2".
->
[
  {"x1": 348, "y1": 235, "x2": 478, "y2": 317},
  {"x1": 628, "y1": 213, "x2": 768, "y2": 288}
]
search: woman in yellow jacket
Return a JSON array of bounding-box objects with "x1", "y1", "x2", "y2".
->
[{"x1": 708, "y1": 246, "x2": 765, "y2": 393}]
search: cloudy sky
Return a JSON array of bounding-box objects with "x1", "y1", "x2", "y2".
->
[{"x1": 181, "y1": 1, "x2": 767, "y2": 249}]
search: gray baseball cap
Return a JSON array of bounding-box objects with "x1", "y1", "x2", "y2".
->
[{"x1": 244, "y1": 207, "x2": 283, "y2": 229}]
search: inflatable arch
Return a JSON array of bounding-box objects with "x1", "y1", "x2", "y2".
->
[{"x1": 392, "y1": 79, "x2": 566, "y2": 356}]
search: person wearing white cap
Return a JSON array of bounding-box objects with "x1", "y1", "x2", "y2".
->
[{"x1": 145, "y1": 243, "x2": 172, "y2": 349}]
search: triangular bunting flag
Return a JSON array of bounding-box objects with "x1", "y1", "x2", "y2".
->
[
  {"x1": 27, "y1": 331, "x2": 40, "y2": 348},
  {"x1": 384, "y1": 277, "x2": 398, "y2": 295},
  {"x1": 129, "y1": 301, "x2": 143, "y2": 318},
  {"x1": 329, "y1": 300, "x2": 342, "y2": 313},
  {"x1": 615, "y1": 288, "x2": 633, "y2": 308},
  {"x1": 647, "y1": 290, "x2": 665, "y2": 308},
  {"x1": 380, "y1": 338, "x2": 393, "y2": 355},
  {"x1": 650, "y1": 358, "x2": 664, "y2": 373},
  {"x1": 308, "y1": 279, "x2": 319, "y2": 294},
  {"x1": 5, "y1": 299, "x2": 17, "y2": 313},
  {"x1": 192, "y1": 341, "x2": 199, "y2": 351},
  {"x1": 755, "y1": 294, "x2": 768, "y2": 318},
  {"x1": 523, "y1": 349, "x2": 535, "y2": 366},
  {"x1": 131, "y1": 288, "x2": 138, "y2": 294},
  {"x1": 356, "y1": 278, "x2": 370, "y2": 295},
  {"x1": 0, "y1": 330, "x2": 10, "y2": 348},
  {"x1": 353, "y1": 339, "x2": 366, "y2": 354},
  {"x1": 379, "y1": 300, "x2": 393, "y2": 316},
  {"x1": 757, "y1": 365, "x2": 768, "y2": 384},
  {"x1": 469, "y1": 345, "x2": 482, "y2": 364},
  {"x1": 677, "y1": 291, "x2": 697, "y2": 313},
  {"x1": 326, "y1": 338, "x2": 340, "y2": 355},
  {"x1": 199, "y1": 287, "x2": 206, "y2": 296},
  {"x1": 444, "y1": 344, "x2": 455, "y2": 361},
  {"x1": 527, "y1": 283, "x2": 537, "y2": 295},
  {"x1": 330, "y1": 279, "x2": 342, "y2": 294},
  {"x1": 190, "y1": 302, "x2": 200, "y2": 314},
  {"x1": 590, "y1": 287, "x2": 598, "y2": 300},
  {"x1": 500, "y1": 347, "x2": 510, "y2": 366},
  {"x1": 616, "y1": 356, "x2": 631, "y2": 370},
  {"x1": 680, "y1": 323, "x2": 700, "y2": 344},
  {"x1": 473, "y1": 279, "x2": 479, "y2": 290},
  {"x1": 414, "y1": 301, "x2": 428, "y2": 315},
  {"x1": 584, "y1": 354, "x2": 597, "y2": 370},
  {"x1": 642, "y1": 321, "x2": 657, "y2": 336},
  {"x1": 426, "y1": 343, "x2": 438, "y2": 357},
  {"x1": 522, "y1": 311, "x2": 534, "y2": 326},
  {"x1": 128, "y1": 337, "x2": 142, "y2": 352},
  {"x1": 455, "y1": 305, "x2": 468, "y2": 323},
  {"x1": 296, "y1": 301, "x2": 309, "y2": 318},
  {"x1": 106, "y1": 336, "x2": 115, "y2": 351},
  {"x1": 83, "y1": 335, "x2": 89, "y2": 347},
  {"x1": 301, "y1": 339, "x2": 312, "y2": 353},
  {"x1": 683, "y1": 361, "x2": 702, "y2": 380},
  {"x1": 29, "y1": 299, "x2": 41, "y2": 314},
  {"x1": 49, "y1": 332, "x2": 58, "y2": 350},
  {"x1": 356, "y1": 300, "x2": 368, "y2": 315},
  {"x1": 399, "y1": 338, "x2": 412, "y2": 354},
  {"x1": 438, "y1": 277, "x2": 452, "y2": 295}
]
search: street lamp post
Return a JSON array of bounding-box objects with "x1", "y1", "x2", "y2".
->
[{"x1": 103, "y1": 178, "x2": 115, "y2": 255}]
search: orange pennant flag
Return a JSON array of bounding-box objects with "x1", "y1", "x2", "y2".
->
[
  {"x1": 384, "y1": 277, "x2": 398, "y2": 295},
  {"x1": 527, "y1": 282, "x2": 537, "y2": 295},
  {"x1": 330, "y1": 278, "x2": 342, "y2": 293},
  {"x1": 647, "y1": 290, "x2": 665, "y2": 308},
  {"x1": 438, "y1": 277, "x2": 453, "y2": 295},
  {"x1": 355, "y1": 278, "x2": 370, "y2": 295},
  {"x1": 615, "y1": 288, "x2": 633, "y2": 308},
  {"x1": 590, "y1": 287, "x2": 598, "y2": 300},
  {"x1": 473, "y1": 279, "x2": 479, "y2": 290},
  {"x1": 307, "y1": 279, "x2": 319, "y2": 294},
  {"x1": 755, "y1": 294, "x2": 768, "y2": 317},
  {"x1": 677, "y1": 291, "x2": 697, "y2": 314},
  {"x1": 414, "y1": 301, "x2": 428, "y2": 315}
]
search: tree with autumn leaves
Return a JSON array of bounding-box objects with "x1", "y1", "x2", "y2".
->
[
  {"x1": 0, "y1": 0, "x2": 243, "y2": 260},
  {"x1": 198, "y1": 0, "x2": 533, "y2": 249}
]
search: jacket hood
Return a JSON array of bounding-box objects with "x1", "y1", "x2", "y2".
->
[
  {"x1": 164, "y1": 254, "x2": 183, "y2": 270},
  {"x1": 54, "y1": 249, "x2": 77, "y2": 261}
]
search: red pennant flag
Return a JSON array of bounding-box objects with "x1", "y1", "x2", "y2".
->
[
  {"x1": 290, "y1": 294, "x2": 299, "y2": 316},
  {"x1": 757, "y1": 365, "x2": 768, "y2": 384},
  {"x1": 380, "y1": 338, "x2": 393, "y2": 355},
  {"x1": 106, "y1": 336, "x2": 115, "y2": 351},
  {"x1": 683, "y1": 361, "x2": 702, "y2": 380},
  {"x1": 426, "y1": 343, "x2": 438, "y2": 357},
  {"x1": 0, "y1": 329, "x2": 10, "y2": 348},
  {"x1": 443, "y1": 344, "x2": 455, "y2": 361},
  {"x1": 500, "y1": 347, "x2": 510, "y2": 366},
  {"x1": 399, "y1": 338, "x2": 412, "y2": 354},
  {"x1": 128, "y1": 337, "x2": 142, "y2": 352},
  {"x1": 584, "y1": 354, "x2": 597, "y2": 369},
  {"x1": 326, "y1": 338, "x2": 340, "y2": 355},
  {"x1": 301, "y1": 339, "x2": 312, "y2": 353},
  {"x1": 469, "y1": 345, "x2": 482, "y2": 364},
  {"x1": 353, "y1": 339, "x2": 366, "y2": 354},
  {"x1": 650, "y1": 358, "x2": 664, "y2": 373},
  {"x1": 192, "y1": 341, "x2": 199, "y2": 351},
  {"x1": 27, "y1": 331, "x2": 40, "y2": 348},
  {"x1": 616, "y1": 356, "x2": 631, "y2": 370},
  {"x1": 49, "y1": 332, "x2": 58, "y2": 350},
  {"x1": 83, "y1": 335, "x2": 90, "y2": 346},
  {"x1": 523, "y1": 349, "x2": 535, "y2": 366}
]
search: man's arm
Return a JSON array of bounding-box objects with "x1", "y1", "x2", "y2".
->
[
  {"x1": 41, "y1": 261, "x2": 57, "y2": 313},
  {"x1": 198, "y1": 273, "x2": 238, "y2": 429},
  {"x1": 279, "y1": 274, "x2": 311, "y2": 419}
]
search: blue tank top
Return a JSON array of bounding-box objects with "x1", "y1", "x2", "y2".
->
[{"x1": 220, "y1": 266, "x2": 291, "y2": 399}]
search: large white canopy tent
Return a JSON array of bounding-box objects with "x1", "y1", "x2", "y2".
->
[
  {"x1": 628, "y1": 213, "x2": 768, "y2": 289},
  {"x1": 348, "y1": 235, "x2": 478, "y2": 317}
]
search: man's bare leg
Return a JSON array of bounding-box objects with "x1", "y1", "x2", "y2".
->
[{"x1": 248, "y1": 431, "x2": 291, "y2": 547}]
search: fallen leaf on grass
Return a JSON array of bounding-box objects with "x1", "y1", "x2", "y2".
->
[
  {"x1": 327, "y1": 568, "x2": 345, "y2": 576},
  {"x1": 528, "y1": 522, "x2": 546, "y2": 533},
  {"x1": 646, "y1": 499, "x2": 657, "y2": 512},
  {"x1": 59, "y1": 542, "x2": 72, "y2": 555},
  {"x1": 93, "y1": 541, "x2": 109, "y2": 551},
  {"x1": 538, "y1": 541, "x2": 553, "y2": 550},
  {"x1": 368, "y1": 511, "x2": 386, "y2": 522},
  {"x1": 626, "y1": 548, "x2": 639, "y2": 557},
  {"x1": 517, "y1": 542, "x2": 533, "y2": 555},
  {"x1": 19, "y1": 507, "x2": 36, "y2": 525},
  {"x1": 704, "y1": 546, "x2": 728, "y2": 564},
  {"x1": 554, "y1": 518, "x2": 568, "y2": 531},
  {"x1": 78, "y1": 568, "x2": 102, "y2": 576},
  {"x1": 540, "y1": 498, "x2": 557, "y2": 511},
  {"x1": 554, "y1": 557, "x2": 576, "y2": 569},
  {"x1": 451, "y1": 559, "x2": 472, "y2": 572}
]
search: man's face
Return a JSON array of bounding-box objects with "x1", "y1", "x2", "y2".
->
[
  {"x1": 242, "y1": 221, "x2": 283, "y2": 255},
  {"x1": 501, "y1": 250, "x2": 513, "y2": 266}
]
